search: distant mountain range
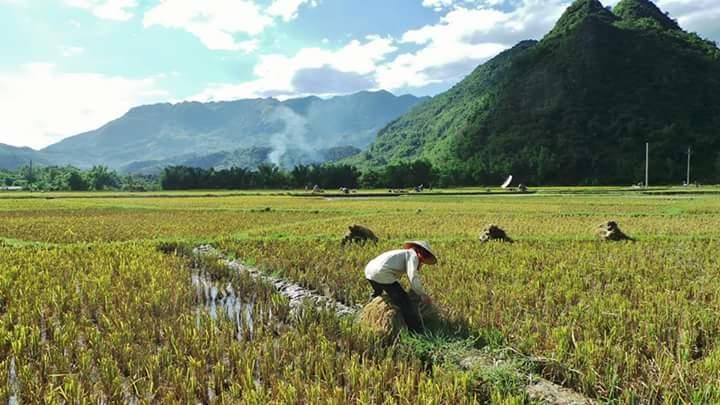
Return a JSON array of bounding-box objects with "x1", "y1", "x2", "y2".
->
[
  {"x1": 353, "y1": 0, "x2": 720, "y2": 185},
  {"x1": 0, "y1": 90, "x2": 427, "y2": 172}
]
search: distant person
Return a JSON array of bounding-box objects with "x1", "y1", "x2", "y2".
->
[{"x1": 364, "y1": 241, "x2": 437, "y2": 332}]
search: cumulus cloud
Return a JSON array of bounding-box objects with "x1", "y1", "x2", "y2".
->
[
  {"x1": 657, "y1": 0, "x2": 720, "y2": 41},
  {"x1": 192, "y1": 35, "x2": 397, "y2": 101},
  {"x1": 0, "y1": 64, "x2": 168, "y2": 149},
  {"x1": 143, "y1": 0, "x2": 272, "y2": 51},
  {"x1": 191, "y1": 0, "x2": 573, "y2": 99},
  {"x1": 267, "y1": 0, "x2": 318, "y2": 22},
  {"x1": 64, "y1": 0, "x2": 137, "y2": 21},
  {"x1": 376, "y1": 0, "x2": 568, "y2": 89},
  {"x1": 143, "y1": 0, "x2": 318, "y2": 51},
  {"x1": 421, "y1": 0, "x2": 506, "y2": 12},
  {"x1": 422, "y1": 0, "x2": 457, "y2": 11}
]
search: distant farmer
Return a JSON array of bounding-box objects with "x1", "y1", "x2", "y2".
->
[{"x1": 364, "y1": 241, "x2": 437, "y2": 332}]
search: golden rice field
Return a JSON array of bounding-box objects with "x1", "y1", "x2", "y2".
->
[{"x1": 2, "y1": 188, "x2": 720, "y2": 403}]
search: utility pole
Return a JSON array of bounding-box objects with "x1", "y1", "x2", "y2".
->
[
  {"x1": 686, "y1": 146, "x2": 692, "y2": 186},
  {"x1": 645, "y1": 142, "x2": 649, "y2": 188},
  {"x1": 29, "y1": 159, "x2": 34, "y2": 188}
]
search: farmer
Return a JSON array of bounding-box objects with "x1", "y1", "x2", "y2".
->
[{"x1": 364, "y1": 240, "x2": 437, "y2": 332}]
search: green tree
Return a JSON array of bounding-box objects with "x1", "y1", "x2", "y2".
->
[
  {"x1": 67, "y1": 171, "x2": 89, "y2": 191},
  {"x1": 87, "y1": 166, "x2": 120, "y2": 190}
]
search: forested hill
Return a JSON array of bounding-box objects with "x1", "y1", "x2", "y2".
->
[{"x1": 354, "y1": 0, "x2": 720, "y2": 185}]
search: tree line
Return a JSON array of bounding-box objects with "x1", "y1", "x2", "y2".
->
[
  {"x1": 1, "y1": 165, "x2": 157, "y2": 191},
  {"x1": 1, "y1": 159, "x2": 549, "y2": 192},
  {"x1": 1, "y1": 161, "x2": 445, "y2": 192},
  {"x1": 11, "y1": 156, "x2": 682, "y2": 192},
  {"x1": 160, "y1": 161, "x2": 442, "y2": 190}
]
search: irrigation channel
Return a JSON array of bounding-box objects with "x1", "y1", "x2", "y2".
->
[{"x1": 191, "y1": 245, "x2": 596, "y2": 405}]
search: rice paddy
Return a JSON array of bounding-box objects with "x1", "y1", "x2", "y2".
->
[{"x1": 2, "y1": 188, "x2": 720, "y2": 403}]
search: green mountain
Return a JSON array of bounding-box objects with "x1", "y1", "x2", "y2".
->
[
  {"x1": 0, "y1": 144, "x2": 53, "y2": 170},
  {"x1": 40, "y1": 90, "x2": 427, "y2": 170},
  {"x1": 356, "y1": 0, "x2": 720, "y2": 185}
]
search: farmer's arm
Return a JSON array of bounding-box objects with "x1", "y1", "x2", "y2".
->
[{"x1": 406, "y1": 253, "x2": 428, "y2": 296}]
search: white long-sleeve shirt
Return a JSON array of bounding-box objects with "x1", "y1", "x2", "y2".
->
[{"x1": 364, "y1": 249, "x2": 427, "y2": 296}]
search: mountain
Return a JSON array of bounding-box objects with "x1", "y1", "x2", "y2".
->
[
  {"x1": 356, "y1": 0, "x2": 720, "y2": 185},
  {"x1": 0, "y1": 144, "x2": 53, "y2": 170},
  {"x1": 40, "y1": 90, "x2": 427, "y2": 170}
]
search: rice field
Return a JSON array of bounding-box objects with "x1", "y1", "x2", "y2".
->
[{"x1": 2, "y1": 189, "x2": 720, "y2": 403}]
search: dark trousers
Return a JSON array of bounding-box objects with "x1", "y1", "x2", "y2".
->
[{"x1": 367, "y1": 279, "x2": 423, "y2": 332}]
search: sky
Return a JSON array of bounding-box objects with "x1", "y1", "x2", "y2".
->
[{"x1": 0, "y1": 0, "x2": 718, "y2": 149}]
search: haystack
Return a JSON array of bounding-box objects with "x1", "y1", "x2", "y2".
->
[
  {"x1": 357, "y1": 291, "x2": 442, "y2": 337},
  {"x1": 341, "y1": 224, "x2": 379, "y2": 246},
  {"x1": 597, "y1": 221, "x2": 634, "y2": 241},
  {"x1": 479, "y1": 224, "x2": 513, "y2": 243},
  {"x1": 358, "y1": 296, "x2": 406, "y2": 337}
]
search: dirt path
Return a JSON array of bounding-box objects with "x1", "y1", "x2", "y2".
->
[{"x1": 192, "y1": 244, "x2": 597, "y2": 405}]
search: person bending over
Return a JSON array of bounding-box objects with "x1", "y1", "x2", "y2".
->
[{"x1": 364, "y1": 240, "x2": 437, "y2": 332}]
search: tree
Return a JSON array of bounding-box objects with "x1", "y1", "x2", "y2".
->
[
  {"x1": 67, "y1": 171, "x2": 88, "y2": 191},
  {"x1": 87, "y1": 166, "x2": 120, "y2": 190},
  {"x1": 256, "y1": 164, "x2": 287, "y2": 189},
  {"x1": 21, "y1": 163, "x2": 36, "y2": 188},
  {"x1": 360, "y1": 170, "x2": 382, "y2": 188}
]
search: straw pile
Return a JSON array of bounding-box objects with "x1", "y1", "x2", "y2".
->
[
  {"x1": 341, "y1": 224, "x2": 379, "y2": 246},
  {"x1": 596, "y1": 221, "x2": 634, "y2": 241},
  {"x1": 479, "y1": 224, "x2": 513, "y2": 243},
  {"x1": 358, "y1": 291, "x2": 442, "y2": 337}
]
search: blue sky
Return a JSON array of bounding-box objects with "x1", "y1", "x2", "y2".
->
[{"x1": 1, "y1": 0, "x2": 718, "y2": 149}]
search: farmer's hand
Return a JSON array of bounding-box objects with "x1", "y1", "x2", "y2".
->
[{"x1": 421, "y1": 295, "x2": 433, "y2": 305}]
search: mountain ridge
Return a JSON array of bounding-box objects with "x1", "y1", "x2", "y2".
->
[{"x1": 4, "y1": 90, "x2": 427, "y2": 171}]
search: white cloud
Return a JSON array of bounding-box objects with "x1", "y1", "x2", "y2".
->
[
  {"x1": 0, "y1": 64, "x2": 168, "y2": 149},
  {"x1": 143, "y1": 0, "x2": 318, "y2": 51},
  {"x1": 191, "y1": 0, "x2": 573, "y2": 100},
  {"x1": 64, "y1": 0, "x2": 137, "y2": 21},
  {"x1": 193, "y1": 35, "x2": 397, "y2": 101},
  {"x1": 60, "y1": 46, "x2": 85, "y2": 57},
  {"x1": 422, "y1": 0, "x2": 457, "y2": 11},
  {"x1": 421, "y1": 0, "x2": 506, "y2": 12},
  {"x1": 377, "y1": 42, "x2": 506, "y2": 89},
  {"x1": 657, "y1": 0, "x2": 720, "y2": 41},
  {"x1": 267, "y1": 0, "x2": 317, "y2": 22},
  {"x1": 377, "y1": 0, "x2": 569, "y2": 89},
  {"x1": 143, "y1": 0, "x2": 272, "y2": 51}
]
